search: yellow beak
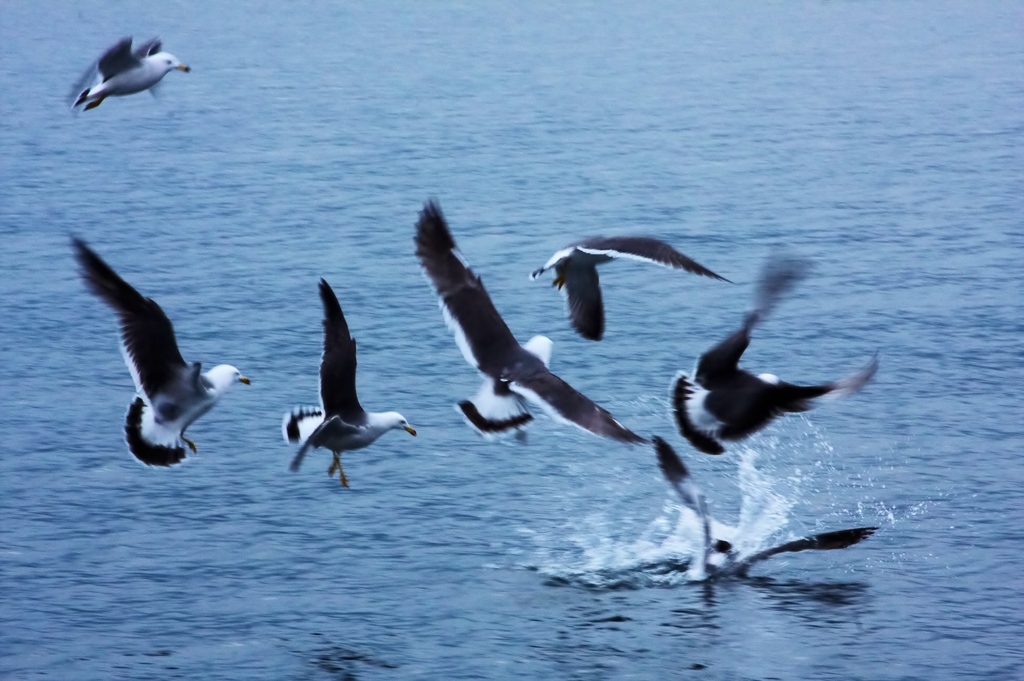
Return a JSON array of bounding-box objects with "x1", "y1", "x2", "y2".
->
[
  {"x1": 403, "y1": 426, "x2": 417, "y2": 436},
  {"x1": 239, "y1": 376, "x2": 251, "y2": 385},
  {"x1": 177, "y1": 64, "x2": 191, "y2": 72}
]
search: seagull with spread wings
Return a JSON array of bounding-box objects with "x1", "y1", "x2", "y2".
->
[
  {"x1": 415, "y1": 200, "x2": 645, "y2": 444},
  {"x1": 71, "y1": 37, "x2": 190, "y2": 111},
  {"x1": 74, "y1": 239, "x2": 249, "y2": 466},
  {"x1": 672, "y1": 257, "x2": 878, "y2": 455},
  {"x1": 284, "y1": 279, "x2": 416, "y2": 487},
  {"x1": 531, "y1": 236, "x2": 729, "y2": 340}
]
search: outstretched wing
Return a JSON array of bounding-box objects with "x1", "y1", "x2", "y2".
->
[
  {"x1": 97, "y1": 37, "x2": 140, "y2": 81},
  {"x1": 510, "y1": 370, "x2": 646, "y2": 444},
  {"x1": 695, "y1": 255, "x2": 810, "y2": 387},
  {"x1": 132, "y1": 37, "x2": 162, "y2": 59},
  {"x1": 317, "y1": 279, "x2": 363, "y2": 421},
  {"x1": 694, "y1": 325, "x2": 753, "y2": 389},
  {"x1": 414, "y1": 200, "x2": 520, "y2": 375},
  {"x1": 74, "y1": 238, "x2": 187, "y2": 400},
  {"x1": 577, "y1": 236, "x2": 730, "y2": 281},
  {"x1": 654, "y1": 437, "x2": 713, "y2": 557},
  {"x1": 736, "y1": 527, "x2": 878, "y2": 574},
  {"x1": 563, "y1": 261, "x2": 605, "y2": 341}
]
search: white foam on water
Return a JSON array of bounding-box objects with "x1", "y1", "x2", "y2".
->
[{"x1": 529, "y1": 443, "x2": 798, "y2": 588}]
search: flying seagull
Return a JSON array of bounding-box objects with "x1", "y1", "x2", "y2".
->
[
  {"x1": 415, "y1": 200, "x2": 645, "y2": 443},
  {"x1": 530, "y1": 236, "x2": 729, "y2": 340},
  {"x1": 672, "y1": 257, "x2": 878, "y2": 455},
  {"x1": 71, "y1": 37, "x2": 190, "y2": 111},
  {"x1": 654, "y1": 436, "x2": 877, "y2": 577},
  {"x1": 284, "y1": 279, "x2": 416, "y2": 487},
  {"x1": 73, "y1": 239, "x2": 249, "y2": 466}
]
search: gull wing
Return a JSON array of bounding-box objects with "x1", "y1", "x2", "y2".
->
[
  {"x1": 562, "y1": 260, "x2": 605, "y2": 341},
  {"x1": 654, "y1": 437, "x2": 712, "y2": 556},
  {"x1": 695, "y1": 256, "x2": 810, "y2": 387},
  {"x1": 74, "y1": 239, "x2": 187, "y2": 400},
  {"x1": 670, "y1": 373, "x2": 726, "y2": 454},
  {"x1": 132, "y1": 38, "x2": 163, "y2": 59},
  {"x1": 736, "y1": 527, "x2": 878, "y2": 574},
  {"x1": 317, "y1": 279, "x2": 363, "y2": 422},
  {"x1": 577, "y1": 236, "x2": 729, "y2": 281},
  {"x1": 510, "y1": 370, "x2": 646, "y2": 444},
  {"x1": 98, "y1": 37, "x2": 141, "y2": 81},
  {"x1": 414, "y1": 200, "x2": 520, "y2": 375},
  {"x1": 124, "y1": 397, "x2": 187, "y2": 466}
]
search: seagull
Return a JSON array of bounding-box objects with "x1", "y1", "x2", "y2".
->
[
  {"x1": 73, "y1": 239, "x2": 249, "y2": 466},
  {"x1": 284, "y1": 279, "x2": 416, "y2": 487},
  {"x1": 415, "y1": 200, "x2": 645, "y2": 443},
  {"x1": 671, "y1": 257, "x2": 878, "y2": 455},
  {"x1": 654, "y1": 436, "x2": 878, "y2": 577},
  {"x1": 530, "y1": 236, "x2": 729, "y2": 340},
  {"x1": 71, "y1": 37, "x2": 190, "y2": 111}
]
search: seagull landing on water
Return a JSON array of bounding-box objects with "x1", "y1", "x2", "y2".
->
[
  {"x1": 73, "y1": 239, "x2": 249, "y2": 466},
  {"x1": 530, "y1": 236, "x2": 729, "y2": 340},
  {"x1": 654, "y1": 436, "x2": 877, "y2": 578},
  {"x1": 415, "y1": 200, "x2": 645, "y2": 444},
  {"x1": 71, "y1": 37, "x2": 190, "y2": 111},
  {"x1": 283, "y1": 279, "x2": 416, "y2": 488},
  {"x1": 671, "y1": 257, "x2": 878, "y2": 455}
]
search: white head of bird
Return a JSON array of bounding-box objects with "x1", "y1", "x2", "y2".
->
[
  {"x1": 205, "y1": 365, "x2": 250, "y2": 395},
  {"x1": 372, "y1": 412, "x2": 417, "y2": 436},
  {"x1": 152, "y1": 52, "x2": 191, "y2": 75}
]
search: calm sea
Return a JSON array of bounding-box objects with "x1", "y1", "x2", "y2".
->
[{"x1": 2, "y1": 2, "x2": 1022, "y2": 679}]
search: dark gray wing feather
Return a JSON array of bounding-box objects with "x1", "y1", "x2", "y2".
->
[
  {"x1": 577, "y1": 236, "x2": 730, "y2": 281},
  {"x1": 414, "y1": 200, "x2": 521, "y2": 375},
  {"x1": 132, "y1": 38, "x2": 162, "y2": 59},
  {"x1": 74, "y1": 238, "x2": 187, "y2": 398},
  {"x1": 317, "y1": 279, "x2": 363, "y2": 421},
  {"x1": 654, "y1": 437, "x2": 712, "y2": 556},
  {"x1": 563, "y1": 261, "x2": 604, "y2": 341},
  {"x1": 511, "y1": 370, "x2": 646, "y2": 444},
  {"x1": 97, "y1": 37, "x2": 140, "y2": 81},
  {"x1": 736, "y1": 527, "x2": 878, "y2": 574},
  {"x1": 695, "y1": 255, "x2": 810, "y2": 387}
]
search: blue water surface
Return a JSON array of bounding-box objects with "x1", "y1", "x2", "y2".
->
[{"x1": 2, "y1": 2, "x2": 1022, "y2": 679}]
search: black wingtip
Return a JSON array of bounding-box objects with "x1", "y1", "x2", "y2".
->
[
  {"x1": 654, "y1": 436, "x2": 688, "y2": 483},
  {"x1": 414, "y1": 199, "x2": 456, "y2": 255},
  {"x1": 72, "y1": 237, "x2": 129, "y2": 303},
  {"x1": 574, "y1": 317, "x2": 604, "y2": 341},
  {"x1": 318, "y1": 278, "x2": 344, "y2": 323},
  {"x1": 812, "y1": 527, "x2": 879, "y2": 550}
]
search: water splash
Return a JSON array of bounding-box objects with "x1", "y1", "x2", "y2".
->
[{"x1": 530, "y1": 445, "x2": 796, "y2": 588}]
